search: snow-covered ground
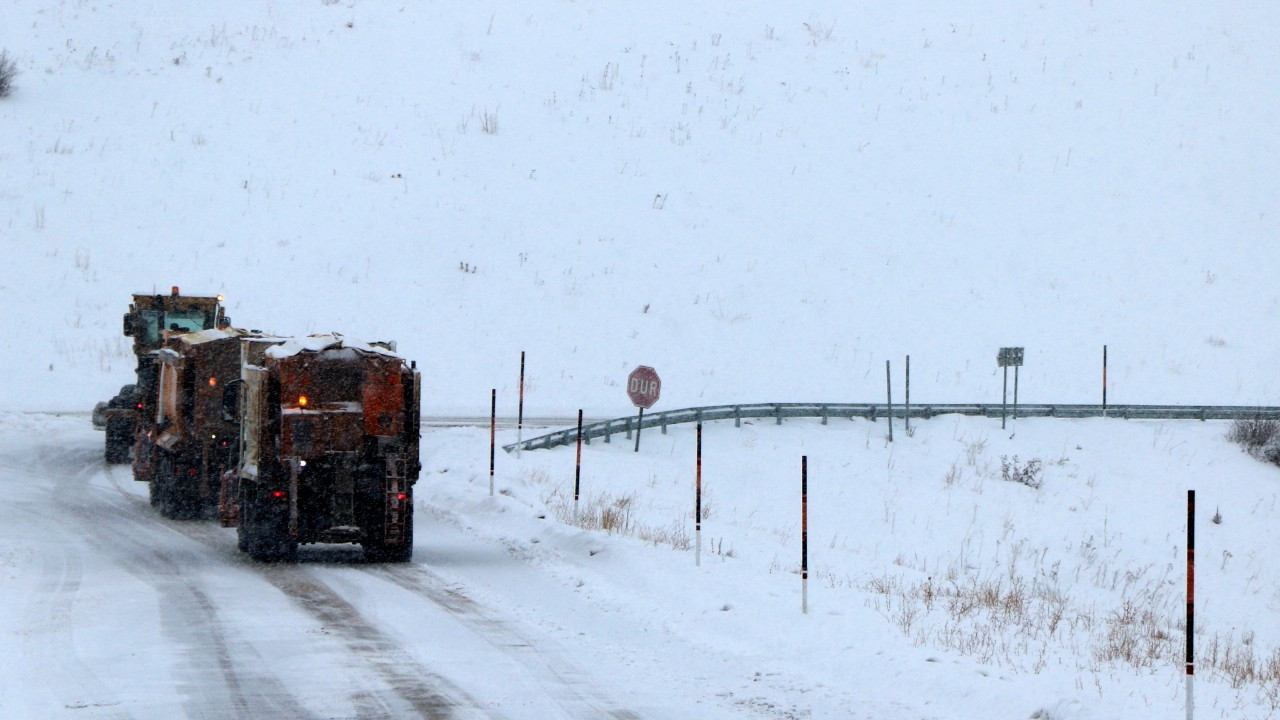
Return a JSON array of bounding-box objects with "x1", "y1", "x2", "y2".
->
[{"x1": 2, "y1": 1, "x2": 1279, "y2": 718}]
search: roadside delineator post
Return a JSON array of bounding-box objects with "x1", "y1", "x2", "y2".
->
[
  {"x1": 801, "y1": 455, "x2": 809, "y2": 615},
  {"x1": 489, "y1": 389, "x2": 496, "y2": 497},
  {"x1": 1187, "y1": 489, "x2": 1195, "y2": 720},
  {"x1": 516, "y1": 351, "x2": 526, "y2": 458},
  {"x1": 574, "y1": 409, "x2": 583, "y2": 525},
  {"x1": 695, "y1": 421, "x2": 703, "y2": 567}
]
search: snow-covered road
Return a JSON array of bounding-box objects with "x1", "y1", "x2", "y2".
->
[{"x1": 0, "y1": 415, "x2": 740, "y2": 719}]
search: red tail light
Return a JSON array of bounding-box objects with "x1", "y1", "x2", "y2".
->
[
  {"x1": 272, "y1": 490, "x2": 287, "y2": 499},
  {"x1": 136, "y1": 402, "x2": 143, "y2": 409},
  {"x1": 397, "y1": 493, "x2": 408, "y2": 501},
  {"x1": 188, "y1": 468, "x2": 197, "y2": 477}
]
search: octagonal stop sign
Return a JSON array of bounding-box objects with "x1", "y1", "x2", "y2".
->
[{"x1": 626, "y1": 366, "x2": 661, "y2": 409}]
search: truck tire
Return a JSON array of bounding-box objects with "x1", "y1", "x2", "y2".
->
[
  {"x1": 104, "y1": 417, "x2": 132, "y2": 464},
  {"x1": 242, "y1": 484, "x2": 296, "y2": 563},
  {"x1": 152, "y1": 454, "x2": 174, "y2": 516},
  {"x1": 154, "y1": 454, "x2": 199, "y2": 520}
]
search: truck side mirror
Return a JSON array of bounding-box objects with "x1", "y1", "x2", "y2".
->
[
  {"x1": 221, "y1": 379, "x2": 243, "y2": 423},
  {"x1": 122, "y1": 313, "x2": 134, "y2": 337}
]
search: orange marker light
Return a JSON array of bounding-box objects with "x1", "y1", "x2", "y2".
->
[
  {"x1": 208, "y1": 377, "x2": 217, "y2": 387},
  {"x1": 298, "y1": 395, "x2": 308, "y2": 407}
]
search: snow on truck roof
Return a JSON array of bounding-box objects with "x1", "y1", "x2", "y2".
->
[
  {"x1": 171, "y1": 327, "x2": 250, "y2": 346},
  {"x1": 263, "y1": 333, "x2": 401, "y2": 361}
]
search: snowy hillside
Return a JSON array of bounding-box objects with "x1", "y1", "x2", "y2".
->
[{"x1": 2, "y1": 2, "x2": 1278, "y2": 415}]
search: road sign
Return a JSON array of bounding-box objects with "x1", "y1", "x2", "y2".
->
[
  {"x1": 997, "y1": 347, "x2": 1024, "y2": 367},
  {"x1": 627, "y1": 366, "x2": 661, "y2": 409}
]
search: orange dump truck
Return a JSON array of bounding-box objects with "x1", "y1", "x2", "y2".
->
[{"x1": 220, "y1": 335, "x2": 421, "y2": 562}]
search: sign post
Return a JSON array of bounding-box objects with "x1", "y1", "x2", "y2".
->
[
  {"x1": 997, "y1": 347, "x2": 1024, "y2": 430},
  {"x1": 626, "y1": 366, "x2": 661, "y2": 452}
]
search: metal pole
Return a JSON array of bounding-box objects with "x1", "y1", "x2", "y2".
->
[
  {"x1": 1102, "y1": 345, "x2": 1108, "y2": 416},
  {"x1": 801, "y1": 455, "x2": 809, "y2": 614},
  {"x1": 634, "y1": 407, "x2": 644, "y2": 452},
  {"x1": 695, "y1": 421, "x2": 702, "y2": 567},
  {"x1": 904, "y1": 355, "x2": 911, "y2": 434},
  {"x1": 1013, "y1": 365, "x2": 1019, "y2": 421},
  {"x1": 1001, "y1": 365, "x2": 1008, "y2": 430},
  {"x1": 489, "y1": 389, "x2": 496, "y2": 496},
  {"x1": 574, "y1": 409, "x2": 583, "y2": 525},
  {"x1": 516, "y1": 351, "x2": 525, "y2": 458},
  {"x1": 1187, "y1": 489, "x2": 1195, "y2": 720},
  {"x1": 885, "y1": 360, "x2": 893, "y2": 442}
]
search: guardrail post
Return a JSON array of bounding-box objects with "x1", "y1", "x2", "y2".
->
[
  {"x1": 734, "y1": 406, "x2": 741, "y2": 428},
  {"x1": 821, "y1": 405, "x2": 828, "y2": 425},
  {"x1": 662, "y1": 411, "x2": 668, "y2": 435},
  {"x1": 775, "y1": 405, "x2": 782, "y2": 425}
]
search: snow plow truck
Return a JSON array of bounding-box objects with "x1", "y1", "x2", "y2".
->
[
  {"x1": 219, "y1": 334, "x2": 422, "y2": 563},
  {"x1": 93, "y1": 287, "x2": 230, "y2": 463},
  {"x1": 133, "y1": 327, "x2": 258, "y2": 519}
]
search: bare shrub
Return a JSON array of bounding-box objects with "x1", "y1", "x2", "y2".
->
[
  {"x1": 964, "y1": 437, "x2": 987, "y2": 466},
  {"x1": 480, "y1": 107, "x2": 499, "y2": 135},
  {"x1": 1228, "y1": 418, "x2": 1279, "y2": 451},
  {"x1": 1229, "y1": 419, "x2": 1280, "y2": 468},
  {"x1": 1001, "y1": 456, "x2": 1044, "y2": 489},
  {"x1": 0, "y1": 50, "x2": 18, "y2": 98}
]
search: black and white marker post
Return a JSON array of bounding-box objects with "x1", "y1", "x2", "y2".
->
[
  {"x1": 489, "y1": 389, "x2": 496, "y2": 497},
  {"x1": 1187, "y1": 489, "x2": 1195, "y2": 720},
  {"x1": 574, "y1": 409, "x2": 583, "y2": 525},
  {"x1": 695, "y1": 421, "x2": 703, "y2": 568},
  {"x1": 801, "y1": 455, "x2": 809, "y2": 615},
  {"x1": 516, "y1": 351, "x2": 526, "y2": 458}
]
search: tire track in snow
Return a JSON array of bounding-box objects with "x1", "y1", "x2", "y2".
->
[
  {"x1": 100, "y1": 465, "x2": 494, "y2": 720},
  {"x1": 45, "y1": 445, "x2": 320, "y2": 719},
  {"x1": 371, "y1": 563, "x2": 643, "y2": 720}
]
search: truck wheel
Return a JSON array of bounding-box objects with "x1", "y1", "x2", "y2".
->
[
  {"x1": 104, "y1": 418, "x2": 132, "y2": 464},
  {"x1": 153, "y1": 454, "x2": 175, "y2": 517},
  {"x1": 243, "y1": 485, "x2": 296, "y2": 563},
  {"x1": 167, "y1": 468, "x2": 203, "y2": 521}
]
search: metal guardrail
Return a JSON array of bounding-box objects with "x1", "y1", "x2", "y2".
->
[{"x1": 503, "y1": 402, "x2": 1280, "y2": 453}]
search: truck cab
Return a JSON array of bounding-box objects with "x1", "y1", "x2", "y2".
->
[{"x1": 95, "y1": 286, "x2": 231, "y2": 463}]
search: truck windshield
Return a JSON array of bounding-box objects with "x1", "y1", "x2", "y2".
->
[
  {"x1": 137, "y1": 309, "x2": 213, "y2": 346},
  {"x1": 164, "y1": 310, "x2": 209, "y2": 333}
]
